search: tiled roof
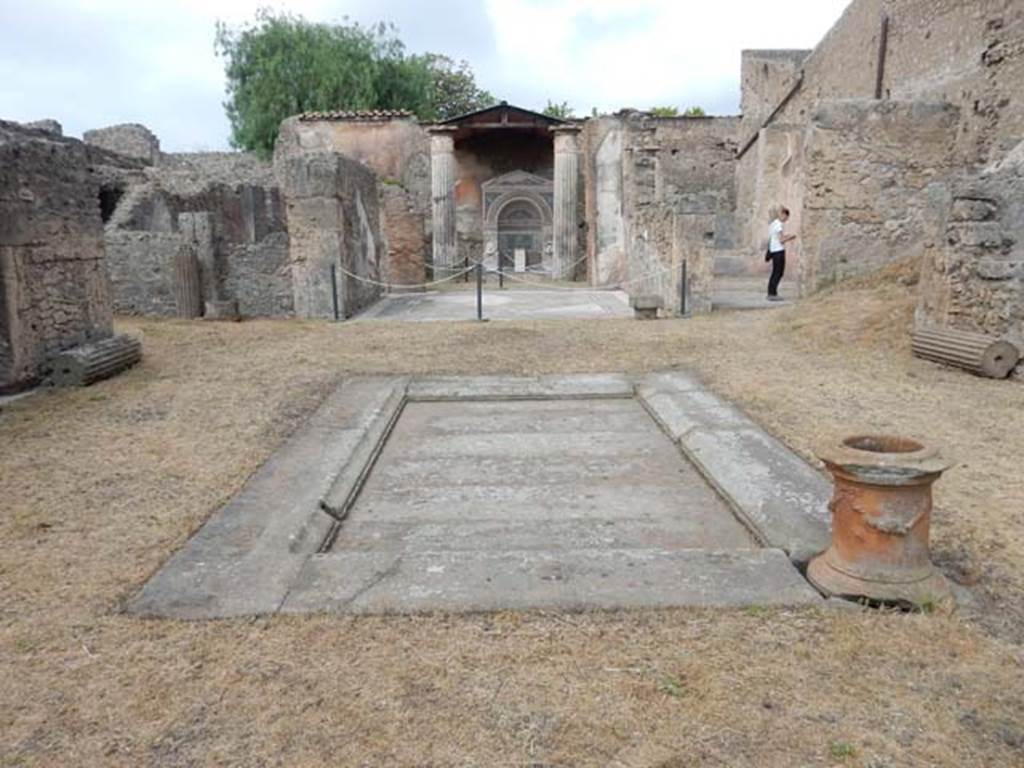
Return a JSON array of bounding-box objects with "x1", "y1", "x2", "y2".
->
[{"x1": 297, "y1": 110, "x2": 414, "y2": 122}]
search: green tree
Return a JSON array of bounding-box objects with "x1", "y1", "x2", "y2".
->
[
  {"x1": 542, "y1": 100, "x2": 574, "y2": 119},
  {"x1": 423, "y1": 55, "x2": 494, "y2": 120},
  {"x1": 683, "y1": 106, "x2": 707, "y2": 116},
  {"x1": 216, "y1": 11, "x2": 380, "y2": 154},
  {"x1": 374, "y1": 45, "x2": 434, "y2": 117},
  {"x1": 215, "y1": 11, "x2": 491, "y2": 154},
  {"x1": 649, "y1": 106, "x2": 678, "y2": 117}
]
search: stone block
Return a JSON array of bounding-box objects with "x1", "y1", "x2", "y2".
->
[
  {"x1": 21, "y1": 119, "x2": 62, "y2": 136},
  {"x1": 204, "y1": 299, "x2": 240, "y2": 321},
  {"x1": 949, "y1": 221, "x2": 1004, "y2": 249},
  {"x1": 282, "y1": 548, "x2": 821, "y2": 614},
  {"x1": 83, "y1": 123, "x2": 160, "y2": 164},
  {"x1": 680, "y1": 427, "x2": 831, "y2": 564},
  {"x1": 632, "y1": 294, "x2": 663, "y2": 319},
  {"x1": 976, "y1": 257, "x2": 1021, "y2": 280},
  {"x1": 951, "y1": 197, "x2": 998, "y2": 222}
]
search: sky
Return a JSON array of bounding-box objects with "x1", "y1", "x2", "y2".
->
[{"x1": 0, "y1": 0, "x2": 850, "y2": 152}]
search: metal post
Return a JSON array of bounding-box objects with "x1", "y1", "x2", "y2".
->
[
  {"x1": 679, "y1": 258, "x2": 688, "y2": 317},
  {"x1": 330, "y1": 263, "x2": 340, "y2": 321},
  {"x1": 476, "y1": 262, "x2": 483, "y2": 321},
  {"x1": 875, "y1": 13, "x2": 890, "y2": 100},
  {"x1": 499, "y1": 262, "x2": 504, "y2": 289}
]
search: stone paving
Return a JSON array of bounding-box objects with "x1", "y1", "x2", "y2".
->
[
  {"x1": 355, "y1": 287, "x2": 632, "y2": 322},
  {"x1": 129, "y1": 373, "x2": 828, "y2": 618},
  {"x1": 712, "y1": 276, "x2": 794, "y2": 311}
]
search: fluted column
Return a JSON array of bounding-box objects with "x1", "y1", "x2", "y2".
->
[
  {"x1": 551, "y1": 125, "x2": 582, "y2": 280},
  {"x1": 429, "y1": 127, "x2": 457, "y2": 278}
]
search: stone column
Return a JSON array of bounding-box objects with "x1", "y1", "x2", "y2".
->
[
  {"x1": 178, "y1": 212, "x2": 217, "y2": 304},
  {"x1": 551, "y1": 125, "x2": 582, "y2": 280},
  {"x1": 429, "y1": 127, "x2": 457, "y2": 278}
]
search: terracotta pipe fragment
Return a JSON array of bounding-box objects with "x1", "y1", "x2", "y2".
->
[{"x1": 807, "y1": 435, "x2": 953, "y2": 608}]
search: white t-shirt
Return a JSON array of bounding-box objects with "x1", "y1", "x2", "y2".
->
[{"x1": 768, "y1": 219, "x2": 785, "y2": 253}]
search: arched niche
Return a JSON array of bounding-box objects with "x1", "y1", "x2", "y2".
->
[{"x1": 481, "y1": 172, "x2": 554, "y2": 272}]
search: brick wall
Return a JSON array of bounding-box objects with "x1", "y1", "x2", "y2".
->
[{"x1": 380, "y1": 185, "x2": 427, "y2": 290}]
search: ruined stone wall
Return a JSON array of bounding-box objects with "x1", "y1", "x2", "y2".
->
[
  {"x1": 104, "y1": 232, "x2": 183, "y2": 316},
  {"x1": 583, "y1": 113, "x2": 739, "y2": 313},
  {"x1": 282, "y1": 153, "x2": 384, "y2": 318},
  {"x1": 735, "y1": 0, "x2": 1024, "y2": 286},
  {"x1": 917, "y1": 140, "x2": 1024, "y2": 356},
  {"x1": 746, "y1": 0, "x2": 1024, "y2": 153},
  {"x1": 798, "y1": 100, "x2": 959, "y2": 292},
  {"x1": 103, "y1": 152, "x2": 292, "y2": 317},
  {"x1": 84, "y1": 123, "x2": 161, "y2": 165},
  {"x1": 277, "y1": 116, "x2": 431, "y2": 288},
  {"x1": 758, "y1": 0, "x2": 1023, "y2": 168},
  {"x1": 20, "y1": 119, "x2": 62, "y2": 136},
  {"x1": 740, "y1": 50, "x2": 809, "y2": 133},
  {"x1": 0, "y1": 121, "x2": 113, "y2": 392}
]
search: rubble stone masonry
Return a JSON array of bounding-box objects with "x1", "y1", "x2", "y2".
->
[
  {"x1": 917, "y1": 141, "x2": 1024, "y2": 345},
  {"x1": 0, "y1": 121, "x2": 114, "y2": 392}
]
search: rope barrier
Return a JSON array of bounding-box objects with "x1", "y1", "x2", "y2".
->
[
  {"x1": 333, "y1": 255, "x2": 676, "y2": 295},
  {"x1": 487, "y1": 261, "x2": 675, "y2": 292},
  {"x1": 332, "y1": 263, "x2": 476, "y2": 290}
]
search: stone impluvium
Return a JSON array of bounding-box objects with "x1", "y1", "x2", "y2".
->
[{"x1": 807, "y1": 435, "x2": 954, "y2": 609}]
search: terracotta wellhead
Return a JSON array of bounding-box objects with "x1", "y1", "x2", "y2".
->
[{"x1": 807, "y1": 435, "x2": 953, "y2": 608}]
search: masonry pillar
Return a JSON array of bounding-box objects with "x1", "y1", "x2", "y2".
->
[
  {"x1": 551, "y1": 125, "x2": 582, "y2": 279},
  {"x1": 429, "y1": 127, "x2": 457, "y2": 278}
]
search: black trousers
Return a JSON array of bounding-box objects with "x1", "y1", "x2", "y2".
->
[{"x1": 767, "y1": 250, "x2": 786, "y2": 296}]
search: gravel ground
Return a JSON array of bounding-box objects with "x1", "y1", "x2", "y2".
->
[{"x1": 2, "y1": 270, "x2": 1023, "y2": 767}]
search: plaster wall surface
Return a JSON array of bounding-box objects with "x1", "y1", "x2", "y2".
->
[
  {"x1": 583, "y1": 113, "x2": 739, "y2": 313},
  {"x1": 380, "y1": 185, "x2": 427, "y2": 289},
  {"x1": 736, "y1": 124, "x2": 805, "y2": 276},
  {"x1": 798, "y1": 100, "x2": 959, "y2": 292},
  {"x1": 0, "y1": 121, "x2": 114, "y2": 392},
  {"x1": 278, "y1": 117, "x2": 431, "y2": 285},
  {"x1": 740, "y1": 50, "x2": 809, "y2": 133},
  {"x1": 282, "y1": 152, "x2": 384, "y2": 318}
]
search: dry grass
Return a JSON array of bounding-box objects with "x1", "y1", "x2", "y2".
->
[{"x1": 2, "y1": 273, "x2": 1024, "y2": 766}]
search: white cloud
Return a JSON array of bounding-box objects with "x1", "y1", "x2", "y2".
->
[
  {"x1": 482, "y1": 0, "x2": 849, "y2": 115},
  {"x1": 0, "y1": 0, "x2": 850, "y2": 150}
]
